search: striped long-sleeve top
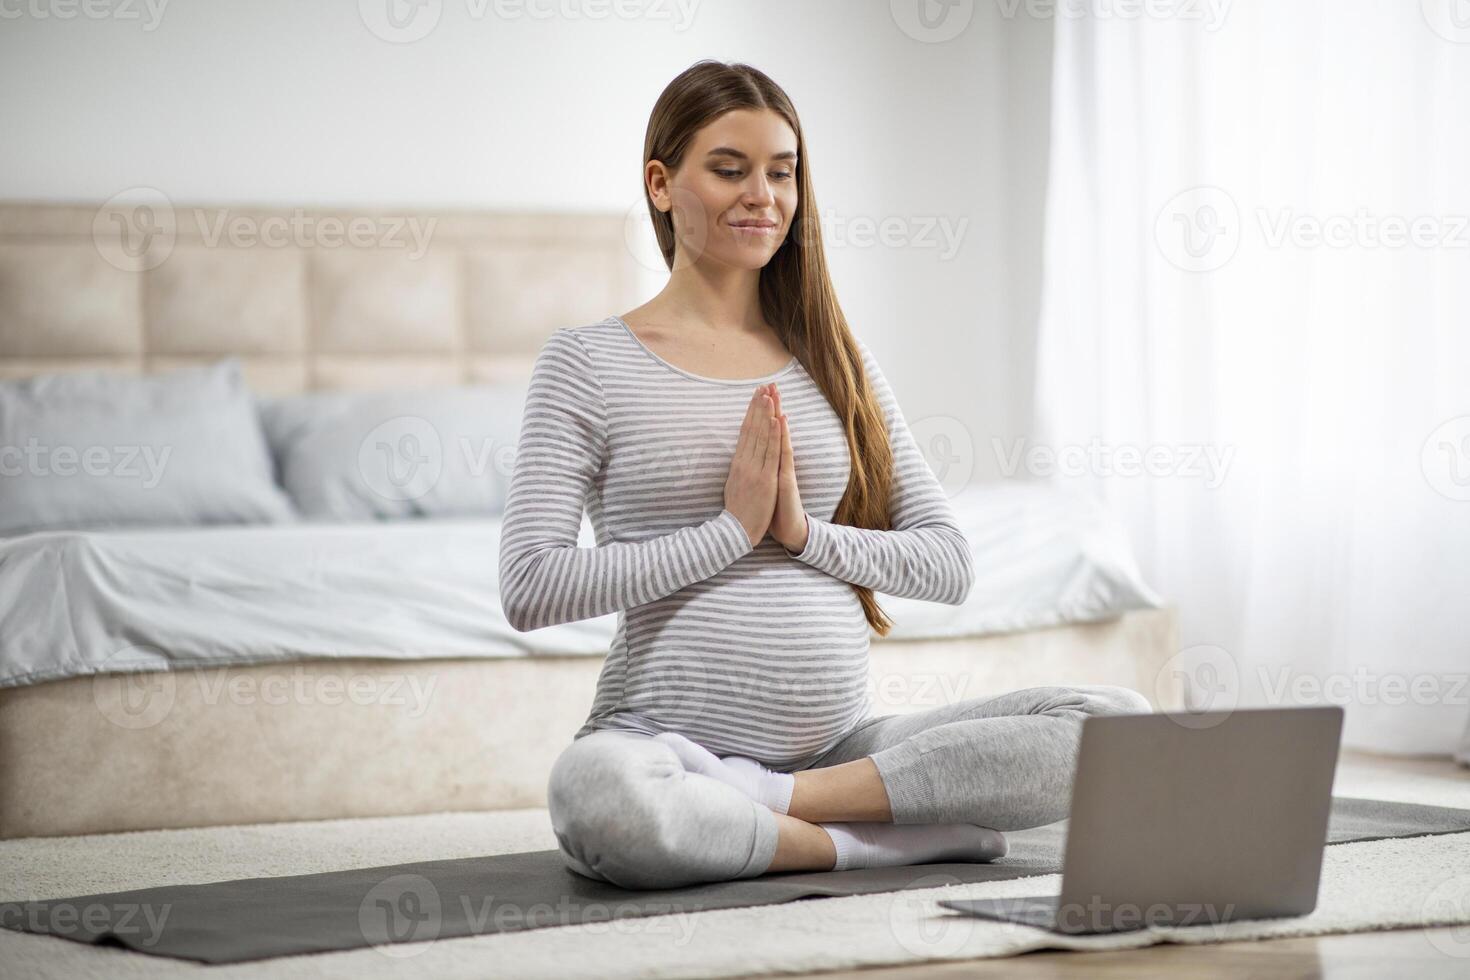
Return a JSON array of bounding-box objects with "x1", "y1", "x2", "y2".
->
[{"x1": 498, "y1": 315, "x2": 974, "y2": 770}]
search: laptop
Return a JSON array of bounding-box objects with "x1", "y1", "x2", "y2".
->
[{"x1": 938, "y1": 705, "x2": 1344, "y2": 934}]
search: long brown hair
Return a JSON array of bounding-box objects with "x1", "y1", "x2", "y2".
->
[{"x1": 641, "y1": 59, "x2": 897, "y2": 636}]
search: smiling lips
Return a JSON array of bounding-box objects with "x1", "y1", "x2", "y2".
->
[{"x1": 730, "y1": 219, "x2": 778, "y2": 237}]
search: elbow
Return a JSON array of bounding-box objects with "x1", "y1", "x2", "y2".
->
[
  {"x1": 501, "y1": 596, "x2": 533, "y2": 633},
  {"x1": 499, "y1": 553, "x2": 543, "y2": 632},
  {"x1": 952, "y1": 564, "x2": 975, "y2": 605},
  {"x1": 945, "y1": 534, "x2": 976, "y2": 605},
  {"x1": 499, "y1": 578, "x2": 540, "y2": 633}
]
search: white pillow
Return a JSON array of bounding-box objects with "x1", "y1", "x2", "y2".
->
[
  {"x1": 0, "y1": 359, "x2": 297, "y2": 536},
  {"x1": 258, "y1": 384, "x2": 527, "y2": 521},
  {"x1": 878, "y1": 481, "x2": 1164, "y2": 638}
]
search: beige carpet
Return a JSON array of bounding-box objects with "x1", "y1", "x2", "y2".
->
[{"x1": 3, "y1": 752, "x2": 1468, "y2": 978}]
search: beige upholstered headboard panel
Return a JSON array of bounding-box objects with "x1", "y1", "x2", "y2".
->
[{"x1": 0, "y1": 202, "x2": 647, "y2": 394}]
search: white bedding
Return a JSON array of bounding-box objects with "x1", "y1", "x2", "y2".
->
[
  {"x1": 0, "y1": 482, "x2": 1161, "y2": 689},
  {"x1": 879, "y1": 482, "x2": 1163, "y2": 640}
]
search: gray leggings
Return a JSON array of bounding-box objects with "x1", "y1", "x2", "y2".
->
[{"x1": 547, "y1": 684, "x2": 1152, "y2": 890}]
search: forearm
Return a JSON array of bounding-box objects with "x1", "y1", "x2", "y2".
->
[
  {"x1": 500, "y1": 508, "x2": 753, "y2": 631},
  {"x1": 782, "y1": 513, "x2": 974, "y2": 604}
]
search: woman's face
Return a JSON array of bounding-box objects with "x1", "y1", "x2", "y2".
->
[{"x1": 655, "y1": 107, "x2": 799, "y2": 271}]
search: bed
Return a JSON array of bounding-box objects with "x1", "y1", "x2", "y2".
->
[{"x1": 0, "y1": 202, "x2": 1180, "y2": 839}]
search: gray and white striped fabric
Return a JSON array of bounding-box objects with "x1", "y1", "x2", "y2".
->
[{"x1": 498, "y1": 316, "x2": 974, "y2": 770}]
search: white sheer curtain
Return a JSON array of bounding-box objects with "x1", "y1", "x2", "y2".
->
[{"x1": 1032, "y1": 0, "x2": 1470, "y2": 757}]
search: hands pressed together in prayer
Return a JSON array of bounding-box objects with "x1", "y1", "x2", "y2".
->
[{"x1": 723, "y1": 382, "x2": 808, "y2": 553}]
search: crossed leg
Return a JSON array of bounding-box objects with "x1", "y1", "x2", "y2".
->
[
  {"x1": 766, "y1": 684, "x2": 1153, "y2": 871},
  {"x1": 547, "y1": 684, "x2": 1152, "y2": 888}
]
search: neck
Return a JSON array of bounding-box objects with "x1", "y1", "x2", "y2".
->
[{"x1": 659, "y1": 261, "x2": 766, "y2": 333}]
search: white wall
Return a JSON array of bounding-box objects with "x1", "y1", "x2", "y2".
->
[{"x1": 0, "y1": 0, "x2": 1052, "y2": 484}]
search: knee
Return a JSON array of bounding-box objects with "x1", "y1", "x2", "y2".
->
[
  {"x1": 1078, "y1": 684, "x2": 1153, "y2": 717},
  {"x1": 546, "y1": 734, "x2": 690, "y2": 890}
]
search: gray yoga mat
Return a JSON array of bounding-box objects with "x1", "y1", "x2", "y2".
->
[{"x1": 3, "y1": 796, "x2": 1468, "y2": 964}]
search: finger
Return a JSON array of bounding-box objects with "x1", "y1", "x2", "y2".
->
[
  {"x1": 769, "y1": 383, "x2": 782, "y2": 418},
  {"x1": 780, "y1": 413, "x2": 793, "y2": 466},
  {"x1": 764, "y1": 416, "x2": 780, "y2": 470},
  {"x1": 737, "y1": 386, "x2": 760, "y2": 460},
  {"x1": 754, "y1": 396, "x2": 772, "y2": 459}
]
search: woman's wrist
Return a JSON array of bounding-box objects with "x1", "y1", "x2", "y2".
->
[{"x1": 783, "y1": 513, "x2": 810, "y2": 555}]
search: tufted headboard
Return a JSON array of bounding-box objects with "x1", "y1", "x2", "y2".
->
[{"x1": 0, "y1": 202, "x2": 649, "y2": 395}]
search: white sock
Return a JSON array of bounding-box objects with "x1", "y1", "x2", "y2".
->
[
  {"x1": 820, "y1": 822, "x2": 1008, "y2": 872},
  {"x1": 653, "y1": 731, "x2": 796, "y2": 814}
]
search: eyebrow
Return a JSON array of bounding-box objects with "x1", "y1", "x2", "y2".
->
[{"x1": 705, "y1": 146, "x2": 798, "y2": 162}]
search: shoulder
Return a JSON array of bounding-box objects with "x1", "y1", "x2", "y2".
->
[
  {"x1": 541, "y1": 320, "x2": 610, "y2": 353},
  {"x1": 535, "y1": 319, "x2": 621, "y2": 372}
]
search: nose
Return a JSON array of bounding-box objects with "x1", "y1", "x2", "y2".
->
[{"x1": 740, "y1": 171, "x2": 776, "y2": 208}]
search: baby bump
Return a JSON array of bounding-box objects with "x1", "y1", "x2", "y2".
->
[{"x1": 619, "y1": 559, "x2": 874, "y2": 765}]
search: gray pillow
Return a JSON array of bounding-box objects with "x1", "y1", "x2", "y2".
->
[
  {"x1": 258, "y1": 384, "x2": 527, "y2": 521},
  {"x1": 0, "y1": 359, "x2": 297, "y2": 536}
]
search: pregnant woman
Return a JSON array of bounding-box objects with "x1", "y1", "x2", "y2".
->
[{"x1": 499, "y1": 60, "x2": 1151, "y2": 890}]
